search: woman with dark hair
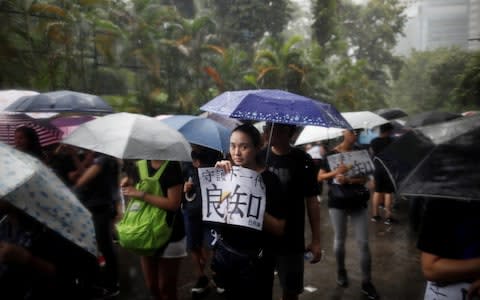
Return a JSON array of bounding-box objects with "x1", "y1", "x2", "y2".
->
[
  {"x1": 212, "y1": 123, "x2": 286, "y2": 300},
  {"x1": 14, "y1": 126, "x2": 45, "y2": 161}
]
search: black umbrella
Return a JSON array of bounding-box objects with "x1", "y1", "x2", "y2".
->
[
  {"x1": 403, "y1": 110, "x2": 462, "y2": 128},
  {"x1": 374, "y1": 108, "x2": 408, "y2": 120},
  {"x1": 376, "y1": 115, "x2": 480, "y2": 201},
  {"x1": 374, "y1": 130, "x2": 434, "y2": 191},
  {"x1": 4, "y1": 90, "x2": 114, "y2": 114}
]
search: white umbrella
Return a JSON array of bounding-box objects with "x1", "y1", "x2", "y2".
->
[
  {"x1": 341, "y1": 111, "x2": 389, "y2": 129},
  {"x1": 294, "y1": 111, "x2": 389, "y2": 146},
  {"x1": 62, "y1": 112, "x2": 192, "y2": 161},
  {"x1": 294, "y1": 126, "x2": 345, "y2": 146},
  {"x1": 0, "y1": 142, "x2": 97, "y2": 256}
]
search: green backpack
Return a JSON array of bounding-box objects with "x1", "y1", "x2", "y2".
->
[{"x1": 116, "y1": 160, "x2": 174, "y2": 256}]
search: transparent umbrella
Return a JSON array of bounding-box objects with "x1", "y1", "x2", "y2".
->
[{"x1": 0, "y1": 142, "x2": 97, "y2": 256}]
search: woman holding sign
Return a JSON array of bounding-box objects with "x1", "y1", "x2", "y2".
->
[
  {"x1": 317, "y1": 129, "x2": 379, "y2": 300},
  {"x1": 213, "y1": 123, "x2": 286, "y2": 300}
]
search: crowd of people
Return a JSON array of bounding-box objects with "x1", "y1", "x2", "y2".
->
[{"x1": 1, "y1": 120, "x2": 479, "y2": 300}]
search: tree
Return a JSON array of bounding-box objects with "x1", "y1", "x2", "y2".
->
[
  {"x1": 390, "y1": 48, "x2": 477, "y2": 113},
  {"x1": 251, "y1": 35, "x2": 306, "y2": 92},
  {"x1": 453, "y1": 51, "x2": 480, "y2": 109},
  {"x1": 198, "y1": 0, "x2": 291, "y2": 50},
  {"x1": 310, "y1": 0, "x2": 407, "y2": 110},
  {"x1": 311, "y1": 0, "x2": 341, "y2": 57}
]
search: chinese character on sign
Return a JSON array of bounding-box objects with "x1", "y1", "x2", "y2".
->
[
  {"x1": 199, "y1": 166, "x2": 266, "y2": 231},
  {"x1": 327, "y1": 150, "x2": 375, "y2": 179}
]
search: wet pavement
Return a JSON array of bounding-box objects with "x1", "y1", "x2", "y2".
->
[{"x1": 116, "y1": 195, "x2": 426, "y2": 300}]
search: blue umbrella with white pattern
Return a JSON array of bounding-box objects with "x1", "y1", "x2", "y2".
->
[{"x1": 0, "y1": 142, "x2": 97, "y2": 256}]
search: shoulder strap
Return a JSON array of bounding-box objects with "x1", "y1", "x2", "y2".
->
[
  {"x1": 136, "y1": 160, "x2": 149, "y2": 179},
  {"x1": 136, "y1": 160, "x2": 170, "y2": 180},
  {"x1": 152, "y1": 161, "x2": 169, "y2": 180}
]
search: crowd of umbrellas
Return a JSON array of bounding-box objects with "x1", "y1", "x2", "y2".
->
[{"x1": 0, "y1": 88, "x2": 478, "y2": 258}]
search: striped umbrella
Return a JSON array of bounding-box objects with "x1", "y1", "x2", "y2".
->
[{"x1": 0, "y1": 113, "x2": 62, "y2": 146}]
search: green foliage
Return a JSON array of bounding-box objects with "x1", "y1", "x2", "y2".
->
[
  {"x1": 1, "y1": 0, "x2": 474, "y2": 119},
  {"x1": 199, "y1": 0, "x2": 291, "y2": 49},
  {"x1": 391, "y1": 48, "x2": 479, "y2": 113}
]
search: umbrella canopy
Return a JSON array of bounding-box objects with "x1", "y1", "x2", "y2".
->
[
  {"x1": 0, "y1": 90, "x2": 39, "y2": 111},
  {"x1": 399, "y1": 120, "x2": 480, "y2": 201},
  {"x1": 294, "y1": 111, "x2": 388, "y2": 146},
  {"x1": 199, "y1": 111, "x2": 243, "y2": 130},
  {"x1": 0, "y1": 142, "x2": 97, "y2": 255},
  {"x1": 404, "y1": 110, "x2": 462, "y2": 128},
  {"x1": 374, "y1": 108, "x2": 408, "y2": 120},
  {"x1": 340, "y1": 111, "x2": 389, "y2": 129},
  {"x1": 62, "y1": 112, "x2": 192, "y2": 161},
  {"x1": 159, "y1": 114, "x2": 231, "y2": 153},
  {"x1": 0, "y1": 112, "x2": 62, "y2": 146},
  {"x1": 4, "y1": 90, "x2": 114, "y2": 114},
  {"x1": 200, "y1": 89, "x2": 351, "y2": 128},
  {"x1": 376, "y1": 115, "x2": 480, "y2": 200},
  {"x1": 50, "y1": 115, "x2": 96, "y2": 138},
  {"x1": 294, "y1": 126, "x2": 345, "y2": 146}
]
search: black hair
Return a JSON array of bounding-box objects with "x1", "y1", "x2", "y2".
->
[
  {"x1": 379, "y1": 122, "x2": 394, "y2": 134},
  {"x1": 191, "y1": 146, "x2": 223, "y2": 167},
  {"x1": 232, "y1": 123, "x2": 262, "y2": 149},
  {"x1": 231, "y1": 123, "x2": 265, "y2": 166},
  {"x1": 15, "y1": 126, "x2": 44, "y2": 160},
  {"x1": 265, "y1": 121, "x2": 297, "y2": 138}
]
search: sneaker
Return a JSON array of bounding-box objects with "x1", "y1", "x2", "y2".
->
[
  {"x1": 362, "y1": 282, "x2": 380, "y2": 299},
  {"x1": 336, "y1": 269, "x2": 349, "y2": 287},
  {"x1": 371, "y1": 215, "x2": 382, "y2": 223},
  {"x1": 384, "y1": 217, "x2": 397, "y2": 225},
  {"x1": 91, "y1": 285, "x2": 120, "y2": 299},
  {"x1": 216, "y1": 286, "x2": 226, "y2": 294},
  {"x1": 212, "y1": 274, "x2": 226, "y2": 294},
  {"x1": 191, "y1": 276, "x2": 209, "y2": 294}
]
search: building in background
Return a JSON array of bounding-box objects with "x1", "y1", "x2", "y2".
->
[
  {"x1": 394, "y1": 0, "x2": 479, "y2": 56},
  {"x1": 469, "y1": 0, "x2": 480, "y2": 50}
]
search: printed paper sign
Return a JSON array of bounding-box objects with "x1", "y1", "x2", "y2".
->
[
  {"x1": 424, "y1": 281, "x2": 473, "y2": 300},
  {"x1": 327, "y1": 149, "x2": 375, "y2": 177},
  {"x1": 199, "y1": 166, "x2": 266, "y2": 231}
]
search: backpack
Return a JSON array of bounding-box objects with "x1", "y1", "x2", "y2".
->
[{"x1": 116, "y1": 160, "x2": 173, "y2": 256}]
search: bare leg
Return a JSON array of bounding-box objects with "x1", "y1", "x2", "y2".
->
[
  {"x1": 371, "y1": 192, "x2": 384, "y2": 217},
  {"x1": 384, "y1": 193, "x2": 394, "y2": 219}
]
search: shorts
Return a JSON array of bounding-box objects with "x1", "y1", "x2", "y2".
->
[
  {"x1": 276, "y1": 252, "x2": 304, "y2": 295},
  {"x1": 184, "y1": 213, "x2": 212, "y2": 250},
  {"x1": 160, "y1": 237, "x2": 187, "y2": 258},
  {"x1": 373, "y1": 164, "x2": 394, "y2": 193}
]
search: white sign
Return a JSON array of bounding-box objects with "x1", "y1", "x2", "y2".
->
[
  {"x1": 199, "y1": 166, "x2": 266, "y2": 231},
  {"x1": 424, "y1": 281, "x2": 473, "y2": 300},
  {"x1": 327, "y1": 149, "x2": 375, "y2": 177}
]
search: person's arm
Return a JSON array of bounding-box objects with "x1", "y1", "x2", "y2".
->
[
  {"x1": 468, "y1": 278, "x2": 480, "y2": 299},
  {"x1": 74, "y1": 162, "x2": 101, "y2": 189},
  {"x1": 122, "y1": 184, "x2": 183, "y2": 211},
  {"x1": 421, "y1": 251, "x2": 480, "y2": 283},
  {"x1": 263, "y1": 212, "x2": 285, "y2": 236},
  {"x1": 0, "y1": 241, "x2": 56, "y2": 277},
  {"x1": 317, "y1": 163, "x2": 348, "y2": 182},
  {"x1": 306, "y1": 195, "x2": 322, "y2": 263}
]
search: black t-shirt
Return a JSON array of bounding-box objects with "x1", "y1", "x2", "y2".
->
[
  {"x1": 370, "y1": 136, "x2": 393, "y2": 157},
  {"x1": 262, "y1": 147, "x2": 320, "y2": 253},
  {"x1": 417, "y1": 199, "x2": 480, "y2": 259},
  {"x1": 146, "y1": 161, "x2": 185, "y2": 242},
  {"x1": 77, "y1": 154, "x2": 119, "y2": 209},
  {"x1": 218, "y1": 169, "x2": 286, "y2": 252}
]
